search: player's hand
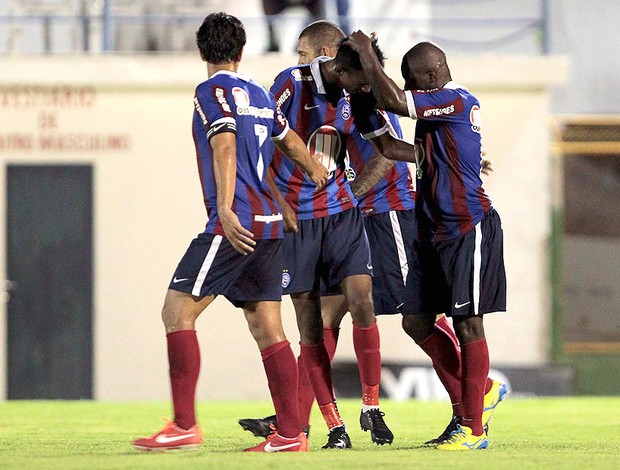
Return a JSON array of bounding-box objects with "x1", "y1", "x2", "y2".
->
[
  {"x1": 218, "y1": 207, "x2": 256, "y2": 255},
  {"x1": 307, "y1": 153, "x2": 329, "y2": 190},
  {"x1": 480, "y1": 150, "x2": 494, "y2": 176},
  {"x1": 343, "y1": 30, "x2": 373, "y2": 55},
  {"x1": 481, "y1": 158, "x2": 494, "y2": 175},
  {"x1": 281, "y1": 200, "x2": 298, "y2": 233}
]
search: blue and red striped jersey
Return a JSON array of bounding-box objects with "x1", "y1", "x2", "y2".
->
[
  {"x1": 269, "y1": 57, "x2": 358, "y2": 220},
  {"x1": 404, "y1": 81, "x2": 492, "y2": 241},
  {"x1": 347, "y1": 111, "x2": 416, "y2": 216},
  {"x1": 192, "y1": 70, "x2": 289, "y2": 239}
]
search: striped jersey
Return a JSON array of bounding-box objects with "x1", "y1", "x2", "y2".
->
[
  {"x1": 347, "y1": 111, "x2": 416, "y2": 216},
  {"x1": 192, "y1": 70, "x2": 289, "y2": 239},
  {"x1": 404, "y1": 81, "x2": 492, "y2": 242},
  {"x1": 269, "y1": 57, "x2": 358, "y2": 220}
]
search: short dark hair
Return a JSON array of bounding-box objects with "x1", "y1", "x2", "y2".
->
[
  {"x1": 196, "y1": 12, "x2": 246, "y2": 64},
  {"x1": 299, "y1": 20, "x2": 344, "y2": 52},
  {"x1": 334, "y1": 36, "x2": 385, "y2": 71}
]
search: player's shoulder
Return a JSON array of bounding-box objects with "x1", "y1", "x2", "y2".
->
[{"x1": 274, "y1": 64, "x2": 313, "y2": 86}]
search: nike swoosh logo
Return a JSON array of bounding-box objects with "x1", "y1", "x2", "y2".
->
[
  {"x1": 173, "y1": 277, "x2": 190, "y2": 283},
  {"x1": 304, "y1": 103, "x2": 319, "y2": 110},
  {"x1": 454, "y1": 301, "x2": 470, "y2": 309},
  {"x1": 367, "y1": 263, "x2": 373, "y2": 270},
  {"x1": 264, "y1": 441, "x2": 301, "y2": 452},
  {"x1": 154, "y1": 433, "x2": 196, "y2": 444},
  {"x1": 463, "y1": 437, "x2": 486, "y2": 449}
]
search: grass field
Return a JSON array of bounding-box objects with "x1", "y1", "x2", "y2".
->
[{"x1": 0, "y1": 397, "x2": 619, "y2": 469}]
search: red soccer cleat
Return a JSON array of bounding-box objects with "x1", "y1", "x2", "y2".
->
[
  {"x1": 133, "y1": 419, "x2": 203, "y2": 452},
  {"x1": 243, "y1": 431, "x2": 309, "y2": 453}
]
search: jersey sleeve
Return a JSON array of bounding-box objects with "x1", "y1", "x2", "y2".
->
[
  {"x1": 349, "y1": 92, "x2": 391, "y2": 139},
  {"x1": 194, "y1": 83, "x2": 237, "y2": 141},
  {"x1": 404, "y1": 88, "x2": 465, "y2": 122},
  {"x1": 271, "y1": 99, "x2": 290, "y2": 142},
  {"x1": 270, "y1": 69, "x2": 296, "y2": 117}
]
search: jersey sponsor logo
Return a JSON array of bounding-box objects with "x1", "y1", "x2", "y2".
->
[
  {"x1": 291, "y1": 69, "x2": 313, "y2": 82},
  {"x1": 276, "y1": 88, "x2": 291, "y2": 108},
  {"x1": 422, "y1": 104, "x2": 455, "y2": 117},
  {"x1": 307, "y1": 125, "x2": 341, "y2": 176},
  {"x1": 470, "y1": 104, "x2": 482, "y2": 133},
  {"x1": 214, "y1": 87, "x2": 231, "y2": 113},
  {"x1": 237, "y1": 106, "x2": 275, "y2": 119},
  {"x1": 231, "y1": 87, "x2": 250, "y2": 107},
  {"x1": 281, "y1": 271, "x2": 291, "y2": 288},
  {"x1": 341, "y1": 101, "x2": 351, "y2": 120},
  {"x1": 254, "y1": 213, "x2": 283, "y2": 223},
  {"x1": 193, "y1": 96, "x2": 207, "y2": 125}
]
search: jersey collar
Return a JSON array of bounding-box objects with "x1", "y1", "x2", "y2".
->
[
  {"x1": 209, "y1": 69, "x2": 250, "y2": 82},
  {"x1": 309, "y1": 56, "x2": 332, "y2": 95}
]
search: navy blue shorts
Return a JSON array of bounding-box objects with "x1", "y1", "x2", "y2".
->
[
  {"x1": 282, "y1": 207, "x2": 372, "y2": 295},
  {"x1": 403, "y1": 208, "x2": 507, "y2": 317},
  {"x1": 320, "y1": 209, "x2": 416, "y2": 315},
  {"x1": 169, "y1": 233, "x2": 283, "y2": 308}
]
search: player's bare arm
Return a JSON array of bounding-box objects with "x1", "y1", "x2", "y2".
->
[
  {"x1": 350, "y1": 148, "x2": 395, "y2": 197},
  {"x1": 211, "y1": 131, "x2": 256, "y2": 255},
  {"x1": 344, "y1": 31, "x2": 409, "y2": 116},
  {"x1": 370, "y1": 132, "x2": 422, "y2": 164},
  {"x1": 274, "y1": 129, "x2": 329, "y2": 190},
  {"x1": 265, "y1": 170, "x2": 298, "y2": 232}
]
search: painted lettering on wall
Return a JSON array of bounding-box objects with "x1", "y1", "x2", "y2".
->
[{"x1": 0, "y1": 85, "x2": 131, "y2": 153}]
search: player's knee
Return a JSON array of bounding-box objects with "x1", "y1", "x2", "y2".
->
[
  {"x1": 453, "y1": 316, "x2": 485, "y2": 344},
  {"x1": 401, "y1": 315, "x2": 434, "y2": 344},
  {"x1": 347, "y1": 294, "x2": 374, "y2": 326}
]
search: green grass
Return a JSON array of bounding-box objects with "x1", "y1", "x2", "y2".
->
[{"x1": 0, "y1": 398, "x2": 619, "y2": 469}]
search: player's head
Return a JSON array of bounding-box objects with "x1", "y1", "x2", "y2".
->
[
  {"x1": 332, "y1": 37, "x2": 385, "y2": 94},
  {"x1": 401, "y1": 41, "x2": 451, "y2": 90},
  {"x1": 297, "y1": 20, "x2": 345, "y2": 64},
  {"x1": 196, "y1": 12, "x2": 246, "y2": 64}
]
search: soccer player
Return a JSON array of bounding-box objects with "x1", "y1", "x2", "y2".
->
[
  {"x1": 240, "y1": 21, "x2": 502, "y2": 448},
  {"x1": 257, "y1": 22, "x2": 398, "y2": 449},
  {"x1": 344, "y1": 32, "x2": 508, "y2": 450},
  {"x1": 131, "y1": 12, "x2": 329, "y2": 453}
]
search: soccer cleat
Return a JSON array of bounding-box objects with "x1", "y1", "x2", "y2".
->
[
  {"x1": 322, "y1": 425, "x2": 352, "y2": 449},
  {"x1": 424, "y1": 415, "x2": 460, "y2": 446},
  {"x1": 244, "y1": 431, "x2": 308, "y2": 452},
  {"x1": 359, "y1": 408, "x2": 394, "y2": 445},
  {"x1": 238, "y1": 414, "x2": 277, "y2": 438},
  {"x1": 436, "y1": 424, "x2": 488, "y2": 451},
  {"x1": 239, "y1": 415, "x2": 311, "y2": 439},
  {"x1": 482, "y1": 380, "x2": 509, "y2": 428},
  {"x1": 133, "y1": 420, "x2": 203, "y2": 452}
]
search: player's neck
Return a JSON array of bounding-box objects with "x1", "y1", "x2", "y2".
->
[{"x1": 207, "y1": 62, "x2": 239, "y2": 78}]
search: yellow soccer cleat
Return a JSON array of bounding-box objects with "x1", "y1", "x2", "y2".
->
[
  {"x1": 482, "y1": 380, "x2": 509, "y2": 428},
  {"x1": 436, "y1": 424, "x2": 488, "y2": 451}
]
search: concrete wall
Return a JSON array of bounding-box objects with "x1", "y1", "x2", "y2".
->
[{"x1": 0, "y1": 53, "x2": 567, "y2": 400}]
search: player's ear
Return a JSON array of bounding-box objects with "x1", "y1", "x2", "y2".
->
[{"x1": 235, "y1": 47, "x2": 244, "y2": 63}]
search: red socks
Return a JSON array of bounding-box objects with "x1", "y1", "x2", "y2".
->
[
  {"x1": 261, "y1": 340, "x2": 301, "y2": 438},
  {"x1": 297, "y1": 327, "x2": 340, "y2": 426},
  {"x1": 419, "y1": 317, "x2": 464, "y2": 417},
  {"x1": 353, "y1": 322, "x2": 382, "y2": 405},
  {"x1": 460, "y1": 338, "x2": 490, "y2": 436},
  {"x1": 167, "y1": 330, "x2": 201, "y2": 431},
  {"x1": 299, "y1": 341, "x2": 336, "y2": 406}
]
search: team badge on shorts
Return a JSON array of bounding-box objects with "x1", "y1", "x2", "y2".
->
[{"x1": 281, "y1": 271, "x2": 291, "y2": 288}]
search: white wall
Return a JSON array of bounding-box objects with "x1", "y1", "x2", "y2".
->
[{"x1": 0, "y1": 53, "x2": 567, "y2": 400}]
